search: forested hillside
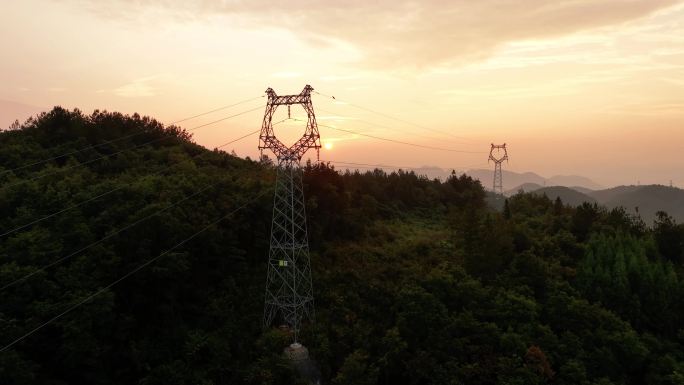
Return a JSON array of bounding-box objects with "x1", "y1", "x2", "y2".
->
[
  {"x1": 506, "y1": 184, "x2": 684, "y2": 224},
  {"x1": 595, "y1": 185, "x2": 684, "y2": 225},
  {"x1": 1, "y1": 108, "x2": 684, "y2": 384},
  {"x1": 526, "y1": 186, "x2": 597, "y2": 206}
]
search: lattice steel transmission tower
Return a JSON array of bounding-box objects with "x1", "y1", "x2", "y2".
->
[
  {"x1": 489, "y1": 143, "x2": 508, "y2": 195},
  {"x1": 260, "y1": 85, "x2": 320, "y2": 343}
]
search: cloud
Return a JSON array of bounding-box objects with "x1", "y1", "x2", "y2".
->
[
  {"x1": 113, "y1": 81, "x2": 155, "y2": 97},
  {"x1": 603, "y1": 101, "x2": 684, "y2": 115},
  {"x1": 75, "y1": 0, "x2": 684, "y2": 68},
  {"x1": 98, "y1": 75, "x2": 167, "y2": 98},
  {"x1": 272, "y1": 71, "x2": 302, "y2": 78}
]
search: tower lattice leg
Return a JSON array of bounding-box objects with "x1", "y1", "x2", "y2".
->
[
  {"x1": 263, "y1": 160, "x2": 314, "y2": 342},
  {"x1": 493, "y1": 163, "x2": 503, "y2": 195}
]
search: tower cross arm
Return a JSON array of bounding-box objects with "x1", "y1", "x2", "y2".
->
[
  {"x1": 260, "y1": 85, "x2": 320, "y2": 162},
  {"x1": 290, "y1": 134, "x2": 321, "y2": 160},
  {"x1": 489, "y1": 143, "x2": 509, "y2": 163},
  {"x1": 266, "y1": 85, "x2": 314, "y2": 106},
  {"x1": 259, "y1": 135, "x2": 291, "y2": 158}
]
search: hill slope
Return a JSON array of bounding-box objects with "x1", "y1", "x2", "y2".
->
[
  {"x1": 466, "y1": 168, "x2": 602, "y2": 191},
  {"x1": 595, "y1": 185, "x2": 684, "y2": 224},
  {"x1": 503, "y1": 183, "x2": 684, "y2": 224},
  {"x1": 466, "y1": 169, "x2": 545, "y2": 191},
  {"x1": 546, "y1": 174, "x2": 603, "y2": 190},
  {"x1": 505, "y1": 182, "x2": 544, "y2": 196},
  {"x1": 530, "y1": 186, "x2": 597, "y2": 206},
  {"x1": 588, "y1": 185, "x2": 644, "y2": 203}
]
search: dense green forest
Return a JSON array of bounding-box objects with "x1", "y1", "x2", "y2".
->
[{"x1": 1, "y1": 108, "x2": 684, "y2": 384}]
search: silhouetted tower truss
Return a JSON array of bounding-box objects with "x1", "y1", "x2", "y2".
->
[
  {"x1": 260, "y1": 85, "x2": 320, "y2": 343},
  {"x1": 489, "y1": 143, "x2": 508, "y2": 195}
]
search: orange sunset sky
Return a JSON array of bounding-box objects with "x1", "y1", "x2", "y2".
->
[{"x1": 1, "y1": 0, "x2": 683, "y2": 187}]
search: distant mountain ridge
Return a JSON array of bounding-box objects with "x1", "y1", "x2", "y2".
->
[
  {"x1": 339, "y1": 165, "x2": 604, "y2": 192},
  {"x1": 597, "y1": 185, "x2": 684, "y2": 224},
  {"x1": 337, "y1": 165, "x2": 682, "y2": 224},
  {"x1": 464, "y1": 169, "x2": 604, "y2": 191},
  {"x1": 505, "y1": 182, "x2": 544, "y2": 195},
  {"x1": 588, "y1": 185, "x2": 643, "y2": 203},
  {"x1": 547, "y1": 175, "x2": 604, "y2": 190},
  {"x1": 528, "y1": 186, "x2": 597, "y2": 207},
  {"x1": 505, "y1": 183, "x2": 684, "y2": 224}
]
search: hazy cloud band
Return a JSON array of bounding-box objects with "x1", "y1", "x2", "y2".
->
[{"x1": 73, "y1": 0, "x2": 684, "y2": 68}]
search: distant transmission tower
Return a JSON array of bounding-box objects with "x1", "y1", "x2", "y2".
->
[
  {"x1": 260, "y1": 85, "x2": 320, "y2": 343},
  {"x1": 489, "y1": 143, "x2": 508, "y2": 195}
]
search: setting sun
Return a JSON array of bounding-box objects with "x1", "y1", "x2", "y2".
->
[{"x1": 323, "y1": 142, "x2": 333, "y2": 150}]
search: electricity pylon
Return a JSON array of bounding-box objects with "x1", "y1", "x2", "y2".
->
[
  {"x1": 489, "y1": 143, "x2": 508, "y2": 196},
  {"x1": 260, "y1": 85, "x2": 320, "y2": 343}
]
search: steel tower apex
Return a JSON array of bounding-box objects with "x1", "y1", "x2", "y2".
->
[{"x1": 489, "y1": 143, "x2": 509, "y2": 196}]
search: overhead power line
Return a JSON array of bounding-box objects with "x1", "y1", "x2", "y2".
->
[
  {"x1": 314, "y1": 90, "x2": 475, "y2": 142},
  {"x1": 0, "y1": 180, "x2": 138, "y2": 239},
  {"x1": 315, "y1": 107, "x2": 478, "y2": 147},
  {"x1": 182, "y1": 105, "x2": 263, "y2": 132},
  {"x1": 323, "y1": 160, "x2": 418, "y2": 170},
  {"x1": 308, "y1": 120, "x2": 485, "y2": 154},
  {"x1": 0, "y1": 128, "x2": 262, "y2": 291},
  {"x1": 1, "y1": 104, "x2": 264, "y2": 191},
  {"x1": 213, "y1": 129, "x2": 260, "y2": 150},
  {"x1": 0, "y1": 189, "x2": 268, "y2": 353},
  {"x1": 169, "y1": 96, "x2": 264, "y2": 125},
  {"x1": 0, "y1": 96, "x2": 264, "y2": 177},
  {"x1": 322, "y1": 160, "x2": 490, "y2": 172},
  {"x1": 1, "y1": 181, "x2": 218, "y2": 291},
  {"x1": 0, "y1": 128, "x2": 261, "y2": 240}
]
